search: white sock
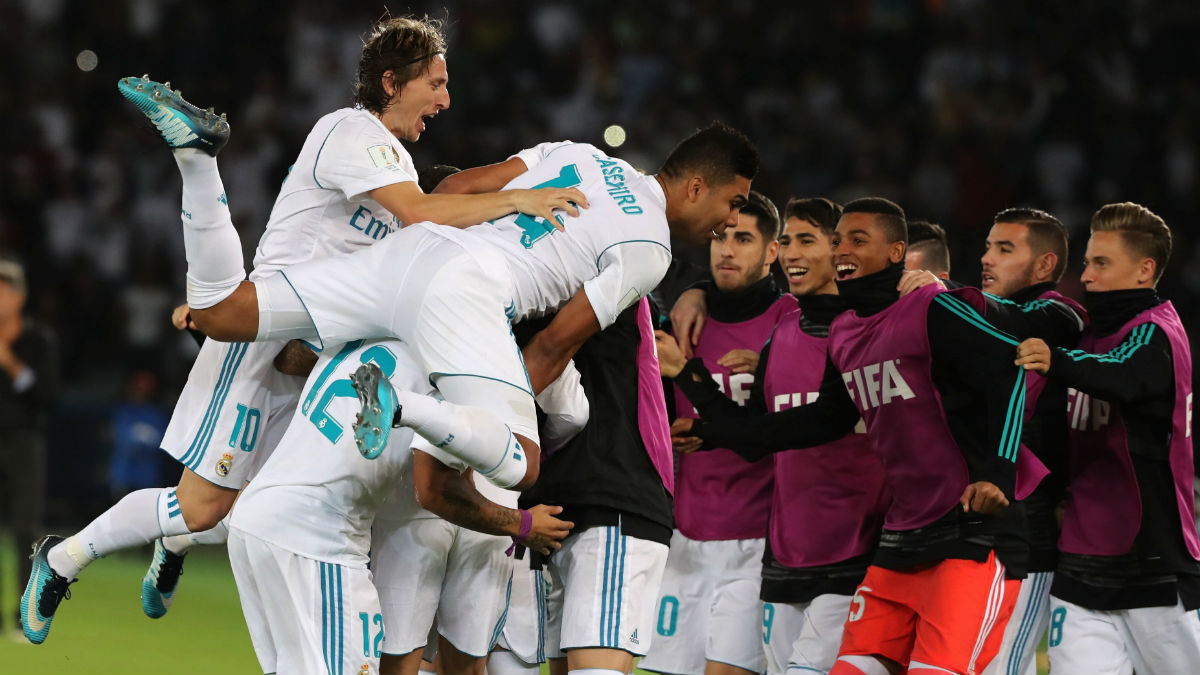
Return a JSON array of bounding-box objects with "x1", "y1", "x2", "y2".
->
[
  {"x1": 487, "y1": 649, "x2": 540, "y2": 675},
  {"x1": 395, "y1": 391, "x2": 528, "y2": 488},
  {"x1": 48, "y1": 487, "x2": 191, "y2": 580},
  {"x1": 568, "y1": 669, "x2": 625, "y2": 675},
  {"x1": 162, "y1": 514, "x2": 230, "y2": 555},
  {"x1": 173, "y1": 148, "x2": 245, "y2": 309}
]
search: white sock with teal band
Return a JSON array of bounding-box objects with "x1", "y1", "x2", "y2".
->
[
  {"x1": 173, "y1": 148, "x2": 246, "y2": 309},
  {"x1": 394, "y1": 391, "x2": 528, "y2": 488},
  {"x1": 48, "y1": 487, "x2": 192, "y2": 580}
]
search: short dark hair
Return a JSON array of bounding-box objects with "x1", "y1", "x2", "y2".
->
[
  {"x1": 783, "y1": 197, "x2": 842, "y2": 236},
  {"x1": 1090, "y1": 202, "x2": 1172, "y2": 282},
  {"x1": 842, "y1": 197, "x2": 907, "y2": 244},
  {"x1": 737, "y1": 190, "x2": 780, "y2": 240},
  {"x1": 994, "y1": 207, "x2": 1070, "y2": 282},
  {"x1": 418, "y1": 164, "x2": 460, "y2": 193},
  {"x1": 659, "y1": 121, "x2": 759, "y2": 186},
  {"x1": 355, "y1": 16, "x2": 447, "y2": 114},
  {"x1": 907, "y1": 220, "x2": 950, "y2": 275}
]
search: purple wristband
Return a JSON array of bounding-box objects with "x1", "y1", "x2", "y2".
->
[
  {"x1": 517, "y1": 509, "x2": 533, "y2": 541},
  {"x1": 506, "y1": 509, "x2": 535, "y2": 557}
]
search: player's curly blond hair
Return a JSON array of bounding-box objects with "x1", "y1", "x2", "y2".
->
[{"x1": 354, "y1": 15, "x2": 446, "y2": 114}]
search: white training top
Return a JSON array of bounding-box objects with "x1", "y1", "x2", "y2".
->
[
  {"x1": 426, "y1": 142, "x2": 673, "y2": 328},
  {"x1": 249, "y1": 107, "x2": 417, "y2": 282},
  {"x1": 231, "y1": 338, "x2": 431, "y2": 567}
]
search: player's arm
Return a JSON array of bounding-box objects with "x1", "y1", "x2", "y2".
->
[
  {"x1": 680, "y1": 355, "x2": 861, "y2": 460},
  {"x1": 412, "y1": 450, "x2": 573, "y2": 554},
  {"x1": 370, "y1": 180, "x2": 586, "y2": 230},
  {"x1": 657, "y1": 333, "x2": 771, "y2": 420},
  {"x1": 524, "y1": 242, "x2": 671, "y2": 393},
  {"x1": 188, "y1": 281, "x2": 260, "y2": 342},
  {"x1": 433, "y1": 143, "x2": 574, "y2": 195},
  {"x1": 522, "y1": 289, "x2": 602, "y2": 395},
  {"x1": 983, "y1": 294, "x2": 1086, "y2": 347},
  {"x1": 1016, "y1": 325, "x2": 1172, "y2": 405},
  {"x1": 928, "y1": 294, "x2": 1022, "y2": 505}
]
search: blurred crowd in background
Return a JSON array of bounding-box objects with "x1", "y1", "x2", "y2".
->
[{"x1": 1, "y1": 0, "x2": 1198, "y2": 523}]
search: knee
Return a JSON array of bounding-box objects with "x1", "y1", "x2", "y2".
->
[{"x1": 178, "y1": 496, "x2": 231, "y2": 532}]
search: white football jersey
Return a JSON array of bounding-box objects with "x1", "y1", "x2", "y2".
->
[
  {"x1": 426, "y1": 142, "x2": 673, "y2": 328},
  {"x1": 231, "y1": 338, "x2": 431, "y2": 567},
  {"x1": 249, "y1": 108, "x2": 417, "y2": 281}
]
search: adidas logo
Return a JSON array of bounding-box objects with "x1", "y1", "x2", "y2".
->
[
  {"x1": 629, "y1": 629, "x2": 639, "y2": 645},
  {"x1": 150, "y1": 105, "x2": 198, "y2": 146}
]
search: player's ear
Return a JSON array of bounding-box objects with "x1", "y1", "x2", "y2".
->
[
  {"x1": 381, "y1": 70, "x2": 398, "y2": 98},
  {"x1": 687, "y1": 176, "x2": 705, "y2": 203},
  {"x1": 764, "y1": 240, "x2": 780, "y2": 266},
  {"x1": 889, "y1": 240, "x2": 906, "y2": 264}
]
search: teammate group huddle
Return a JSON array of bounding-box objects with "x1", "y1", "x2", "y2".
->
[{"x1": 18, "y1": 15, "x2": 1198, "y2": 675}]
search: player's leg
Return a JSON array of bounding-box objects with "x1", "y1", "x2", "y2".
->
[
  {"x1": 828, "y1": 566, "x2": 917, "y2": 675},
  {"x1": 640, "y1": 531, "x2": 718, "y2": 675},
  {"x1": 373, "y1": 516, "x2": 453, "y2": 675},
  {"x1": 906, "y1": 552, "x2": 1020, "y2": 675},
  {"x1": 786, "y1": 593, "x2": 854, "y2": 675},
  {"x1": 490, "y1": 555, "x2": 551, "y2": 675},
  {"x1": 434, "y1": 518, "x2": 515, "y2": 674},
  {"x1": 551, "y1": 526, "x2": 670, "y2": 675},
  {"x1": 981, "y1": 570, "x2": 1052, "y2": 675},
  {"x1": 227, "y1": 527, "x2": 280, "y2": 674},
  {"x1": 1044, "y1": 596, "x2": 1130, "y2": 675},
  {"x1": 1117, "y1": 598, "x2": 1200, "y2": 675},
  {"x1": 350, "y1": 243, "x2": 540, "y2": 489},
  {"x1": 703, "y1": 538, "x2": 767, "y2": 675},
  {"x1": 761, "y1": 602, "x2": 805, "y2": 675}
]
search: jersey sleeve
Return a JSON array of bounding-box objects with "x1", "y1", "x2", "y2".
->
[
  {"x1": 313, "y1": 116, "x2": 418, "y2": 199},
  {"x1": 583, "y1": 241, "x2": 671, "y2": 329},
  {"x1": 510, "y1": 141, "x2": 574, "y2": 171},
  {"x1": 1049, "y1": 323, "x2": 1174, "y2": 405}
]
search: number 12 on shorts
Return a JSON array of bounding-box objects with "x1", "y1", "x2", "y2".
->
[{"x1": 359, "y1": 612, "x2": 384, "y2": 658}]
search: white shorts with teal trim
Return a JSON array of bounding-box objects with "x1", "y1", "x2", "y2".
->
[
  {"x1": 373, "y1": 513, "x2": 515, "y2": 658},
  {"x1": 498, "y1": 554, "x2": 552, "y2": 664},
  {"x1": 544, "y1": 524, "x2": 669, "y2": 659},
  {"x1": 160, "y1": 338, "x2": 303, "y2": 489},
  {"x1": 228, "y1": 527, "x2": 383, "y2": 675},
  {"x1": 982, "y1": 570, "x2": 1052, "y2": 675}
]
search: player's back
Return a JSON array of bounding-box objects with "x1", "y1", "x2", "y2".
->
[
  {"x1": 249, "y1": 108, "x2": 417, "y2": 281},
  {"x1": 231, "y1": 338, "x2": 430, "y2": 567},
  {"x1": 457, "y1": 143, "x2": 672, "y2": 322}
]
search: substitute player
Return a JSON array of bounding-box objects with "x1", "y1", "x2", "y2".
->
[
  {"x1": 660, "y1": 197, "x2": 891, "y2": 675},
  {"x1": 639, "y1": 191, "x2": 794, "y2": 675},
  {"x1": 676, "y1": 198, "x2": 1027, "y2": 675},
  {"x1": 19, "y1": 15, "x2": 581, "y2": 645},
  {"x1": 975, "y1": 208, "x2": 1087, "y2": 675},
  {"x1": 1015, "y1": 202, "x2": 1200, "y2": 675}
]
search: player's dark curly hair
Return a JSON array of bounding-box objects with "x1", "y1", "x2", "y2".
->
[
  {"x1": 660, "y1": 122, "x2": 759, "y2": 186},
  {"x1": 355, "y1": 16, "x2": 447, "y2": 114}
]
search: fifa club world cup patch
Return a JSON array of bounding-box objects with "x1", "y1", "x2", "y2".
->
[
  {"x1": 359, "y1": 664, "x2": 370, "y2": 675},
  {"x1": 368, "y1": 144, "x2": 402, "y2": 170},
  {"x1": 215, "y1": 452, "x2": 234, "y2": 477}
]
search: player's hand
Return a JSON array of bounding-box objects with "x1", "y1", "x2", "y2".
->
[
  {"x1": 522, "y1": 504, "x2": 574, "y2": 555},
  {"x1": 1014, "y1": 338, "x2": 1051, "y2": 375},
  {"x1": 897, "y1": 270, "x2": 944, "y2": 296},
  {"x1": 654, "y1": 330, "x2": 687, "y2": 378},
  {"x1": 718, "y1": 349, "x2": 759, "y2": 374},
  {"x1": 960, "y1": 481, "x2": 1009, "y2": 514},
  {"x1": 670, "y1": 418, "x2": 703, "y2": 454},
  {"x1": 171, "y1": 303, "x2": 197, "y2": 330},
  {"x1": 669, "y1": 288, "x2": 708, "y2": 359},
  {"x1": 512, "y1": 188, "x2": 589, "y2": 230}
]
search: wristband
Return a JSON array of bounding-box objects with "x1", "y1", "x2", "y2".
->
[{"x1": 506, "y1": 509, "x2": 534, "y2": 557}]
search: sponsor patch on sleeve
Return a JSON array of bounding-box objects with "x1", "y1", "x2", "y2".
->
[{"x1": 367, "y1": 144, "x2": 403, "y2": 170}]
